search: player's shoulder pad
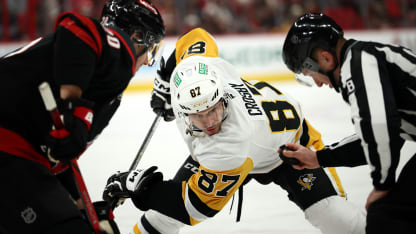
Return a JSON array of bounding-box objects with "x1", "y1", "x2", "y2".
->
[
  {"x1": 54, "y1": 11, "x2": 103, "y2": 58},
  {"x1": 175, "y1": 27, "x2": 219, "y2": 64}
]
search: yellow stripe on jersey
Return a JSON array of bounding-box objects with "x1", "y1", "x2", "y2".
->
[
  {"x1": 304, "y1": 119, "x2": 324, "y2": 150},
  {"x1": 183, "y1": 157, "x2": 253, "y2": 225},
  {"x1": 189, "y1": 216, "x2": 201, "y2": 226},
  {"x1": 294, "y1": 126, "x2": 302, "y2": 143},
  {"x1": 132, "y1": 223, "x2": 141, "y2": 234},
  {"x1": 175, "y1": 28, "x2": 219, "y2": 65},
  {"x1": 327, "y1": 167, "x2": 346, "y2": 197}
]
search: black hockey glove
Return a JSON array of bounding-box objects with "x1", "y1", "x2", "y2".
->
[
  {"x1": 150, "y1": 57, "x2": 175, "y2": 121},
  {"x1": 128, "y1": 166, "x2": 163, "y2": 211},
  {"x1": 92, "y1": 201, "x2": 120, "y2": 234},
  {"x1": 46, "y1": 98, "x2": 94, "y2": 162},
  {"x1": 103, "y1": 167, "x2": 163, "y2": 211},
  {"x1": 103, "y1": 171, "x2": 130, "y2": 208}
]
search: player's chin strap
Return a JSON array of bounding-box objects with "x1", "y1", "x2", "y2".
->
[{"x1": 229, "y1": 186, "x2": 244, "y2": 222}]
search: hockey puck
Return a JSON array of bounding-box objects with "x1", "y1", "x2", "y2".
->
[{"x1": 279, "y1": 145, "x2": 300, "y2": 165}]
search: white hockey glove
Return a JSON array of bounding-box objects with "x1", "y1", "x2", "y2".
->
[{"x1": 150, "y1": 57, "x2": 175, "y2": 122}]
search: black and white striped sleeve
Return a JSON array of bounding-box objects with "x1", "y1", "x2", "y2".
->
[
  {"x1": 316, "y1": 134, "x2": 367, "y2": 167},
  {"x1": 341, "y1": 43, "x2": 406, "y2": 190}
]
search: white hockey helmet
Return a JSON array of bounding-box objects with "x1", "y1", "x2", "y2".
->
[{"x1": 171, "y1": 57, "x2": 225, "y2": 115}]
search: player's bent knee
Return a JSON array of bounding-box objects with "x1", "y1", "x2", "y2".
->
[
  {"x1": 44, "y1": 217, "x2": 91, "y2": 234},
  {"x1": 304, "y1": 195, "x2": 366, "y2": 234}
]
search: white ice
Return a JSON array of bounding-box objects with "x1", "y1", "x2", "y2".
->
[{"x1": 79, "y1": 81, "x2": 416, "y2": 234}]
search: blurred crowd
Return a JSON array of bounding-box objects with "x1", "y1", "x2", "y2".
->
[{"x1": 1, "y1": 0, "x2": 416, "y2": 42}]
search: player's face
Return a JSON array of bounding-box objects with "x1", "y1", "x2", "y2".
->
[
  {"x1": 134, "y1": 44, "x2": 149, "y2": 71},
  {"x1": 189, "y1": 101, "x2": 224, "y2": 136},
  {"x1": 300, "y1": 49, "x2": 339, "y2": 88},
  {"x1": 131, "y1": 32, "x2": 163, "y2": 69},
  {"x1": 301, "y1": 69, "x2": 333, "y2": 88}
]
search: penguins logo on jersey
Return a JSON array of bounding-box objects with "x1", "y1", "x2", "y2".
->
[{"x1": 297, "y1": 174, "x2": 316, "y2": 191}]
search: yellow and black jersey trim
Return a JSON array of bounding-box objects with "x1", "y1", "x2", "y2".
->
[
  {"x1": 175, "y1": 27, "x2": 219, "y2": 65},
  {"x1": 182, "y1": 157, "x2": 253, "y2": 225},
  {"x1": 295, "y1": 119, "x2": 324, "y2": 150},
  {"x1": 295, "y1": 119, "x2": 346, "y2": 197}
]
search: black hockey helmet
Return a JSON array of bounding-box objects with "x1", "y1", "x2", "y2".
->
[
  {"x1": 282, "y1": 13, "x2": 343, "y2": 74},
  {"x1": 101, "y1": 0, "x2": 165, "y2": 65}
]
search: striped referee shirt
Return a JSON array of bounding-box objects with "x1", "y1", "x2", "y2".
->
[{"x1": 317, "y1": 39, "x2": 416, "y2": 190}]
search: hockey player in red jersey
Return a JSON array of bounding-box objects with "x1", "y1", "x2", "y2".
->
[
  {"x1": 103, "y1": 28, "x2": 367, "y2": 234},
  {"x1": 0, "y1": 0, "x2": 164, "y2": 233}
]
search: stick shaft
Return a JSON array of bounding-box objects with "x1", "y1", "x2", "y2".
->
[
  {"x1": 38, "y1": 82, "x2": 64, "y2": 129},
  {"x1": 129, "y1": 113, "x2": 162, "y2": 171}
]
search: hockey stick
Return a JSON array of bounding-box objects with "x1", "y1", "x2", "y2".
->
[
  {"x1": 38, "y1": 82, "x2": 102, "y2": 234},
  {"x1": 110, "y1": 113, "x2": 162, "y2": 209},
  {"x1": 129, "y1": 113, "x2": 162, "y2": 171}
]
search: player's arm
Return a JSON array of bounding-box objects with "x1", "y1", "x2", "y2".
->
[
  {"x1": 53, "y1": 13, "x2": 100, "y2": 92},
  {"x1": 316, "y1": 134, "x2": 368, "y2": 167},
  {"x1": 60, "y1": 85, "x2": 82, "y2": 99},
  {"x1": 45, "y1": 13, "x2": 100, "y2": 162},
  {"x1": 302, "y1": 118, "x2": 368, "y2": 168},
  {"x1": 347, "y1": 47, "x2": 404, "y2": 190},
  {"x1": 283, "y1": 120, "x2": 368, "y2": 169}
]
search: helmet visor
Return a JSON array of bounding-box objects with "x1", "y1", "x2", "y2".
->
[
  {"x1": 146, "y1": 40, "x2": 164, "y2": 66},
  {"x1": 293, "y1": 57, "x2": 320, "y2": 87},
  {"x1": 185, "y1": 100, "x2": 228, "y2": 136},
  {"x1": 301, "y1": 57, "x2": 320, "y2": 73},
  {"x1": 132, "y1": 32, "x2": 164, "y2": 66}
]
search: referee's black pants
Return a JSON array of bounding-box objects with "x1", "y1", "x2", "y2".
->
[{"x1": 366, "y1": 154, "x2": 416, "y2": 234}]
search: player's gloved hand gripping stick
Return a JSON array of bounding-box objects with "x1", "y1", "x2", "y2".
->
[{"x1": 38, "y1": 82, "x2": 102, "y2": 234}]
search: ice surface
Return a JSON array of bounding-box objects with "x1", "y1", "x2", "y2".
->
[{"x1": 79, "y1": 82, "x2": 415, "y2": 234}]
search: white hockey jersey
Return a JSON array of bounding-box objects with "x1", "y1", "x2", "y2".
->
[
  {"x1": 175, "y1": 56, "x2": 323, "y2": 173},
  {"x1": 171, "y1": 55, "x2": 325, "y2": 225}
]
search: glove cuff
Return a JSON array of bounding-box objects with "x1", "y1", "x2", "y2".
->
[
  {"x1": 153, "y1": 74, "x2": 170, "y2": 94},
  {"x1": 73, "y1": 106, "x2": 93, "y2": 130},
  {"x1": 130, "y1": 193, "x2": 151, "y2": 211}
]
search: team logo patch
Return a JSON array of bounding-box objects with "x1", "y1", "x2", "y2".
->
[
  {"x1": 198, "y1": 62, "x2": 208, "y2": 75},
  {"x1": 297, "y1": 174, "x2": 316, "y2": 191},
  {"x1": 21, "y1": 207, "x2": 37, "y2": 224},
  {"x1": 174, "y1": 73, "x2": 182, "y2": 87}
]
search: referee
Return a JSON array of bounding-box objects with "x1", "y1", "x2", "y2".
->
[{"x1": 281, "y1": 13, "x2": 416, "y2": 234}]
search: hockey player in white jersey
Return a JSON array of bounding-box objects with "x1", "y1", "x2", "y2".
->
[{"x1": 103, "y1": 28, "x2": 366, "y2": 234}]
